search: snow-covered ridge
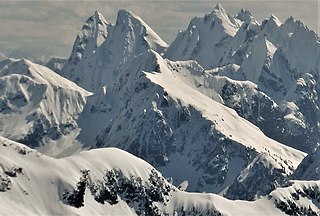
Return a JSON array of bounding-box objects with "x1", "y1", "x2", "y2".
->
[
  {"x1": 0, "y1": 137, "x2": 318, "y2": 215},
  {"x1": 73, "y1": 47, "x2": 306, "y2": 199},
  {"x1": 0, "y1": 59, "x2": 91, "y2": 155}
]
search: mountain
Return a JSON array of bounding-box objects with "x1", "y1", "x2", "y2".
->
[
  {"x1": 55, "y1": 9, "x2": 311, "y2": 200},
  {"x1": 74, "y1": 46, "x2": 305, "y2": 200},
  {"x1": 1, "y1": 5, "x2": 319, "y2": 215},
  {"x1": 165, "y1": 4, "x2": 320, "y2": 154},
  {"x1": 165, "y1": 3, "x2": 241, "y2": 69},
  {"x1": 0, "y1": 58, "x2": 91, "y2": 157},
  {"x1": 61, "y1": 10, "x2": 167, "y2": 92},
  {"x1": 0, "y1": 137, "x2": 318, "y2": 215},
  {"x1": 61, "y1": 11, "x2": 112, "y2": 91}
]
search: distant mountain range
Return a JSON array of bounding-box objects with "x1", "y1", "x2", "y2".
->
[{"x1": 0, "y1": 4, "x2": 319, "y2": 215}]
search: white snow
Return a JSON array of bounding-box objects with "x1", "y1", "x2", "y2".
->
[
  {"x1": 0, "y1": 137, "x2": 316, "y2": 215},
  {"x1": 147, "y1": 51, "x2": 305, "y2": 170},
  {"x1": 0, "y1": 59, "x2": 91, "y2": 156}
]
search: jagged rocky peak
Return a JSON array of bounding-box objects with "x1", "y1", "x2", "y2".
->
[
  {"x1": 269, "y1": 14, "x2": 282, "y2": 26},
  {"x1": 212, "y1": 3, "x2": 232, "y2": 18},
  {"x1": 235, "y1": 8, "x2": 259, "y2": 26},
  {"x1": 80, "y1": 10, "x2": 110, "y2": 47},
  {"x1": 184, "y1": 3, "x2": 240, "y2": 37},
  {"x1": 60, "y1": 9, "x2": 168, "y2": 92},
  {"x1": 210, "y1": 3, "x2": 240, "y2": 35},
  {"x1": 166, "y1": 4, "x2": 241, "y2": 68},
  {"x1": 284, "y1": 16, "x2": 300, "y2": 27},
  {"x1": 260, "y1": 14, "x2": 282, "y2": 35},
  {"x1": 279, "y1": 15, "x2": 310, "y2": 36},
  {"x1": 113, "y1": 9, "x2": 168, "y2": 53},
  {"x1": 68, "y1": 11, "x2": 110, "y2": 64},
  {"x1": 60, "y1": 11, "x2": 112, "y2": 91}
]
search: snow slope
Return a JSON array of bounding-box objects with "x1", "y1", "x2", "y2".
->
[
  {"x1": 0, "y1": 58, "x2": 91, "y2": 156},
  {"x1": 75, "y1": 47, "x2": 305, "y2": 199},
  {"x1": 0, "y1": 137, "x2": 318, "y2": 215}
]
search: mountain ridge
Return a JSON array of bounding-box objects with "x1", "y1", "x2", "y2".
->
[{"x1": 0, "y1": 4, "x2": 319, "y2": 215}]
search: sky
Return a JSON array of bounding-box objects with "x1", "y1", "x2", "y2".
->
[{"x1": 0, "y1": 0, "x2": 318, "y2": 62}]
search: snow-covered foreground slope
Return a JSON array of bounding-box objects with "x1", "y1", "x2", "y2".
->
[
  {"x1": 0, "y1": 137, "x2": 318, "y2": 216},
  {"x1": 0, "y1": 58, "x2": 91, "y2": 156}
]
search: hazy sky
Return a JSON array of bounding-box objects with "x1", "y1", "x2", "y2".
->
[{"x1": 0, "y1": 0, "x2": 318, "y2": 62}]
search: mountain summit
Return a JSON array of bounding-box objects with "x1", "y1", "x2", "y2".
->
[
  {"x1": 61, "y1": 11, "x2": 111, "y2": 91},
  {"x1": 61, "y1": 9, "x2": 167, "y2": 92},
  {"x1": 165, "y1": 4, "x2": 241, "y2": 69}
]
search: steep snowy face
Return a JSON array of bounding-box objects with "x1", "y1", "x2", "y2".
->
[
  {"x1": 61, "y1": 10, "x2": 167, "y2": 92},
  {"x1": 165, "y1": 4, "x2": 241, "y2": 69},
  {"x1": 70, "y1": 11, "x2": 110, "y2": 60},
  {"x1": 0, "y1": 137, "x2": 318, "y2": 216},
  {"x1": 113, "y1": 10, "x2": 168, "y2": 53},
  {"x1": 94, "y1": 9, "x2": 168, "y2": 88},
  {"x1": 76, "y1": 49, "x2": 305, "y2": 199},
  {"x1": 61, "y1": 11, "x2": 112, "y2": 90},
  {"x1": 0, "y1": 59, "x2": 91, "y2": 154}
]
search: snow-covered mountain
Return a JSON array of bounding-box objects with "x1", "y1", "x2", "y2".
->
[
  {"x1": 165, "y1": 4, "x2": 320, "y2": 154},
  {"x1": 0, "y1": 137, "x2": 318, "y2": 215},
  {"x1": 61, "y1": 10, "x2": 167, "y2": 92},
  {"x1": 166, "y1": 3, "x2": 241, "y2": 69},
  {"x1": 60, "y1": 11, "x2": 111, "y2": 91},
  {"x1": 1, "y1": 4, "x2": 319, "y2": 215},
  {"x1": 54, "y1": 8, "x2": 315, "y2": 200},
  {"x1": 0, "y1": 58, "x2": 91, "y2": 156},
  {"x1": 72, "y1": 43, "x2": 304, "y2": 201}
]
